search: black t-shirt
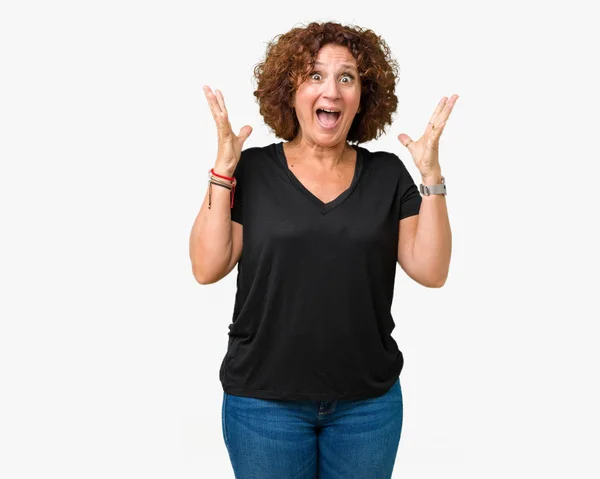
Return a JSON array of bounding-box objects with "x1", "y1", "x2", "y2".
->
[{"x1": 219, "y1": 141, "x2": 422, "y2": 401}]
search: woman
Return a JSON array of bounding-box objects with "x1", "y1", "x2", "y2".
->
[{"x1": 190, "y1": 21, "x2": 457, "y2": 479}]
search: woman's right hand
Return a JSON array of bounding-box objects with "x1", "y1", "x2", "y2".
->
[{"x1": 203, "y1": 85, "x2": 252, "y2": 175}]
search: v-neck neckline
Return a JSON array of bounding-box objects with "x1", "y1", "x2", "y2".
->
[{"x1": 276, "y1": 141, "x2": 363, "y2": 215}]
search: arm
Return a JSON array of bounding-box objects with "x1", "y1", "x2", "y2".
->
[
  {"x1": 397, "y1": 176, "x2": 452, "y2": 288},
  {"x1": 396, "y1": 94, "x2": 458, "y2": 287},
  {"x1": 190, "y1": 85, "x2": 250, "y2": 284},
  {"x1": 189, "y1": 170, "x2": 243, "y2": 284}
]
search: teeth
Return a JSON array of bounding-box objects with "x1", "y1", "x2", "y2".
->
[{"x1": 319, "y1": 109, "x2": 340, "y2": 113}]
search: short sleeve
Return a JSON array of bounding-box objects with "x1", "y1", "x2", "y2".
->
[
  {"x1": 396, "y1": 158, "x2": 422, "y2": 220},
  {"x1": 230, "y1": 153, "x2": 246, "y2": 225}
]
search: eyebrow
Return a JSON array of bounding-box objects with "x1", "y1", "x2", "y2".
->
[{"x1": 314, "y1": 61, "x2": 358, "y2": 72}]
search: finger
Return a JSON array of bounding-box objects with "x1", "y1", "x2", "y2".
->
[
  {"x1": 215, "y1": 89, "x2": 229, "y2": 117},
  {"x1": 428, "y1": 97, "x2": 448, "y2": 125},
  {"x1": 237, "y1": 125, "x2": 253, "y2": 144},
  {"x1": 213, "y1": 89, "x2": 234, "y2": 137},
  {"x1": 428, "y1": 121, "x2": 447, "y2": 146},
  {"x1": 435, "y1": 121, "x2": 448, "y2": 137},
  {"x1": 434, "y1": 94, "x2": 459, "y2": 125},
  {"x1": 203, "y1": 86, "x2": 233, "y2": 138},
  {"x1": 203, "y1": 85, "x2": 223, "y2": 118},
  {"x1": 397, "y1": 133, "x2": 414, "y2": 150}
]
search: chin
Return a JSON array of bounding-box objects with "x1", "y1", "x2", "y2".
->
[{"x1": 313, "y1": 135, "x2": 344, "y2": 146}]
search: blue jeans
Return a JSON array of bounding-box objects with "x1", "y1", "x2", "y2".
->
[{"x1": 221, "y1": 377, "x2": 403, "y2": 479}]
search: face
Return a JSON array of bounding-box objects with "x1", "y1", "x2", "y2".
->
[{"x1": 292, "y1": 44, "x2": 361, "y2": 147}]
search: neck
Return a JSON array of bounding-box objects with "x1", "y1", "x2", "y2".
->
[{"x1": 286, "y1": 137, "x2": 349, "y2": 171}]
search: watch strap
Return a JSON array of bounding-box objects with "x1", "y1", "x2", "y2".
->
[{"x1": 419, "y1": 176, "x2": 447, "y2": 196}]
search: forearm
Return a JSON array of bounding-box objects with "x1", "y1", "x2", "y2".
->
[
  {"x1": 412, "y1": 173, "x2": 452, "y2": 286},
  {"x1": 189, "y1": 169, "x2": 235, "y2": 283}
]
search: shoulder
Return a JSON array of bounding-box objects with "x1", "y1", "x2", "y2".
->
[
  {"x1": 239, "y1": 143, "x2": 279, "y2": 161},
  {"x1": 357, "y1": 146, "x2": 411, "y2": 177},
  {"x1": 237, "y1": 143, "x2": 281, "y2": 170},
  {"x1": 234, "y1": 143, "x2": 280, "y2": 176}
]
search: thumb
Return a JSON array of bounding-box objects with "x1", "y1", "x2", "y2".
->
[
  {"x1": 238, "y1": 125, "x2": 253, "y2": 144},
  {"x1": 397, "y1": 133, "x2": 413, "y2": 149}
]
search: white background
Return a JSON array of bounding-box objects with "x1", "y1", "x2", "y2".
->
[{"x1": 1, "y1": 0, "x2": 598, "y2": 477}]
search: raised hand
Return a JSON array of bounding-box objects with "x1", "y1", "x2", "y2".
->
[
  {"x1": 203, "y1": 85, "x2": 253, "y2": 174},
  {"x1": 397, "y1": 94, "x2": 459, "y2": 180}
]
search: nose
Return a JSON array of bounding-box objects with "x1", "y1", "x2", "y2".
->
[{"x1": 322, "y1": 76, "x2": 341, "y2": 100}]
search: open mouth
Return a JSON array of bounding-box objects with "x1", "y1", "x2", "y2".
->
[{"x1": 316, "y1": 109, "x2": 341, "y2": 129}]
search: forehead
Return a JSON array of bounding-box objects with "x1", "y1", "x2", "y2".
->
[{"x1": 315, "y1": 44, "x2": 357, "y2": 68}]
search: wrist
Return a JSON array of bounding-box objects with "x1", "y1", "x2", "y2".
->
[
  {"x1": 420, "y1": 171, "x2": 443, "y2": 185},
  {"x1": 212, "y1": 164, "x2": 236, "y2": 178}
]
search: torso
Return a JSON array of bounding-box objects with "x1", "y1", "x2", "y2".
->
[
  {"x1": 282, "y1": 143, "x2": 358, "y2": 205},
  {"x1": 222, "y1": 142, "x2": 422, "y2": 400}
]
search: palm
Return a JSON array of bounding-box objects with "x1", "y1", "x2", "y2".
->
[
  {"x1": 203, "y1": 85, "x2": 252, "y2": 167},
  {"x1": 398, "y1": 94, "x2": 459, "y2": 177}
]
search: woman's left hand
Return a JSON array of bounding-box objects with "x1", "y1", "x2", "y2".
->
[{"x1": 398, "y1": 94, "x2": 459, "y2": 180}]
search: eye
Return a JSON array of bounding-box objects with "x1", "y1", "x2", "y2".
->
[{"x1": 309, "y1": 72, "x2": 355, "y2": 84}]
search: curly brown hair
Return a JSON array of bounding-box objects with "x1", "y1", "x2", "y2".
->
[{"x1": 252, "y1": 21, "x2": 400, "y2": 144}]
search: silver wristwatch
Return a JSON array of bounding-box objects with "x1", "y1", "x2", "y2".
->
[{"x1": 419, "y1": 176, "x2": 447, "y2": 196}]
